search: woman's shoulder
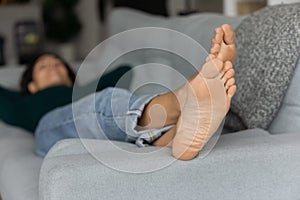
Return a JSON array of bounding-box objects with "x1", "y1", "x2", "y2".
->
[{"x1": 0, "y1": 85, "x2": 22, "y2": 99}]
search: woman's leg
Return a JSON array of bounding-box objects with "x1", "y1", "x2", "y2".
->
[
  {"x1": 34, "y1": 87, "x2": 175, "y2": 157},
  {"x1": 141, "y1": 24, "x2": 237, "y2": 160},
  {"x1": 34, "y1": 88, "x2": 132, "y2": 157},
  {"x1": 137, "y1": 91, "x2": 180, "y2": 129}
]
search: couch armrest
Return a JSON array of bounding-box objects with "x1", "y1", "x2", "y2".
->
[{"x1": 39, "y1": 129, "x2": 300, "y2": 200}]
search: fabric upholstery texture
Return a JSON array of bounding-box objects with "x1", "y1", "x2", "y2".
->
[
  {"x1": 226, "y1": 3, "x2": 300, "y2": 130},
  {"x1": 0, "y1": 122, "x2": 42, "y2": 200},
  {"x1": 40, "y1": 129, "x2": 300, "y2": 200}
]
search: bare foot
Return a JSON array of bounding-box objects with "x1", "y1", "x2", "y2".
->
[
  {"x1": 171, "y1": 25, "x2": 237, "y2": 161},
  {"x1": 210, "y1": 24, "x2": 236, "y2": 62}
]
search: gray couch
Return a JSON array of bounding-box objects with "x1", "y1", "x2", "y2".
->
[{"x1": 1, "y1": 8, "x2": 300, "y2": 200}]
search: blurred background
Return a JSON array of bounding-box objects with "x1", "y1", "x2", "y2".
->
[{"x1": 0, "y1": 0, "x2": 299, "y2": 66}]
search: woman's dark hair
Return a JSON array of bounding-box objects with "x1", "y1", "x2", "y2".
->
[{"x1": 20, "y1": 52, "x2": 76, "y2": 95}]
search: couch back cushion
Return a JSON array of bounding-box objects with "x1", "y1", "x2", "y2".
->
[
  {"x1": 268, "y1": 57, "x2": 300, "y2": 134},
  {"x1": 0, "y1": 66, "x2": 24, "y2": 90},
  {"x1": 226, "y1": 3, "x2": 300, "y2": 130},
  {"x1": 108, "y1": 8, "x2": 244, "y2": 52},
  {"x1": 106, "y1": 8, "x2": 243, "y2": 94}
]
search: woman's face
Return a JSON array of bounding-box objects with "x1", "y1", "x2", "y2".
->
[{"x1": 28, "y1": 54, "x2": 73, "y2": 94}]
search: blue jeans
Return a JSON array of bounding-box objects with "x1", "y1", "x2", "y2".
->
[{"x1": 35, "y1": 87, "x2": 173, "y2": 157}]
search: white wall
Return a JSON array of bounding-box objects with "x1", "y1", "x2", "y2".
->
[
  {"x1": 223, "y1": 0, "x2": 237, "y2": 16},
  {"x1": 267, "y1": 0, "x2": 300, "y2": 5}
]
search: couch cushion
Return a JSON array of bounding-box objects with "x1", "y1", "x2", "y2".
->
[
  {"x1": 0, "y1": 122, "x2": 42, "y2": 200},
  {"x1": 269, "y1": 57, "x2": 300, "y2": 134},
  {"x1": 108, "y1": 8, "x2": 244, "y2": 52},
  {"x1": 40, "y1": 129, "x2": 300, "y2": 200},
  {"x1": 0, "y1": 67, "x2": 24, "y2": 90},
  {"x1": 227, "y1": 3, "x2": 300, "y2": 130}
]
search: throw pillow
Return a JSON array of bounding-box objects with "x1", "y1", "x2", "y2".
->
[{"x1": 225, "y1": 3, "x2": 300, "y2": 130}]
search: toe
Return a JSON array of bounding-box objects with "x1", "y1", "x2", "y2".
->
[
  {"x1": 210, "y1": 43, "x2": 221, "y2": 55},
  {"x1": 222, "y1": 68, "x2": 235, "y2": 80},
  {"x1": 214, "y1": 27, "x2": 223, "y2": 44},
  {"x1": 227, "y1": 85, "x2": 237, "y2": 98},
  {"x1": 221, "y1": 24, "x2": 235, "y2": 45},
  {"x1": 221, "y1": 68, "x2": 235, "y2": 86},
  {"x1": 222, "y1": 61, "x2": 233, "y2": 74},
  {"x1": 225, "y1": 77, "x2": 235, "y2": 89},
  {"x1": 211, "y1": 38, "x2": 217, "y2": 45}
]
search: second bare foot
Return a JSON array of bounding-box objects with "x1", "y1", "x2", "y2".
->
[{"x1": 211, "y1": 24, "x2": 236, "y2": 62}]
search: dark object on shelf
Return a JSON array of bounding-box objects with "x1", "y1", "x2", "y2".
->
[
  {"x1": 114, "y1": 0, "x2": 168, "y2": 16},
  {"x1": 16, "y1": 0, "x2": 30, "y2": 3},
  {"x1": 15, "y1": 21, "x2": 42, "y2": 65},
  {"x1": 178, "y1": 0, "x2": 199, "y2": 16},
  {"x1": 0, "y1": 36, "x2": 5, "y2": 66},
  {"x1": 2, "y1": 0, "x2": 30, "y2": 4},
  {"x1": 98, "y1": 0, "x2": 168, "y2": 22},
  {"x1": 43, "y1": 0, "x2": 82, "y2": 43},
  {"x1": 178, "y1": 11, "x2": 198, "y2": 16}
]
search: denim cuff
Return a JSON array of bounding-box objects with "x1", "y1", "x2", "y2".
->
[{"x1": 125, "y1": 94, "x2": 174, "y2": 147}]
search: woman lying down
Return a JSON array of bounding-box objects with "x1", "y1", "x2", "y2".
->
[{"x1": 0, "y1": 24, "x2": 236, "y2": 160}]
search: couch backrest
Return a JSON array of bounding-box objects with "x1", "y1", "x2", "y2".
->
[{"x1": 103, "y1": 8, "x2": 244, "y2": 94}]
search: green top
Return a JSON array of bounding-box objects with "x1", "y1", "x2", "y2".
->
[{"x1": 0, "y1": 66, "x2": 131, "y2": 133}]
